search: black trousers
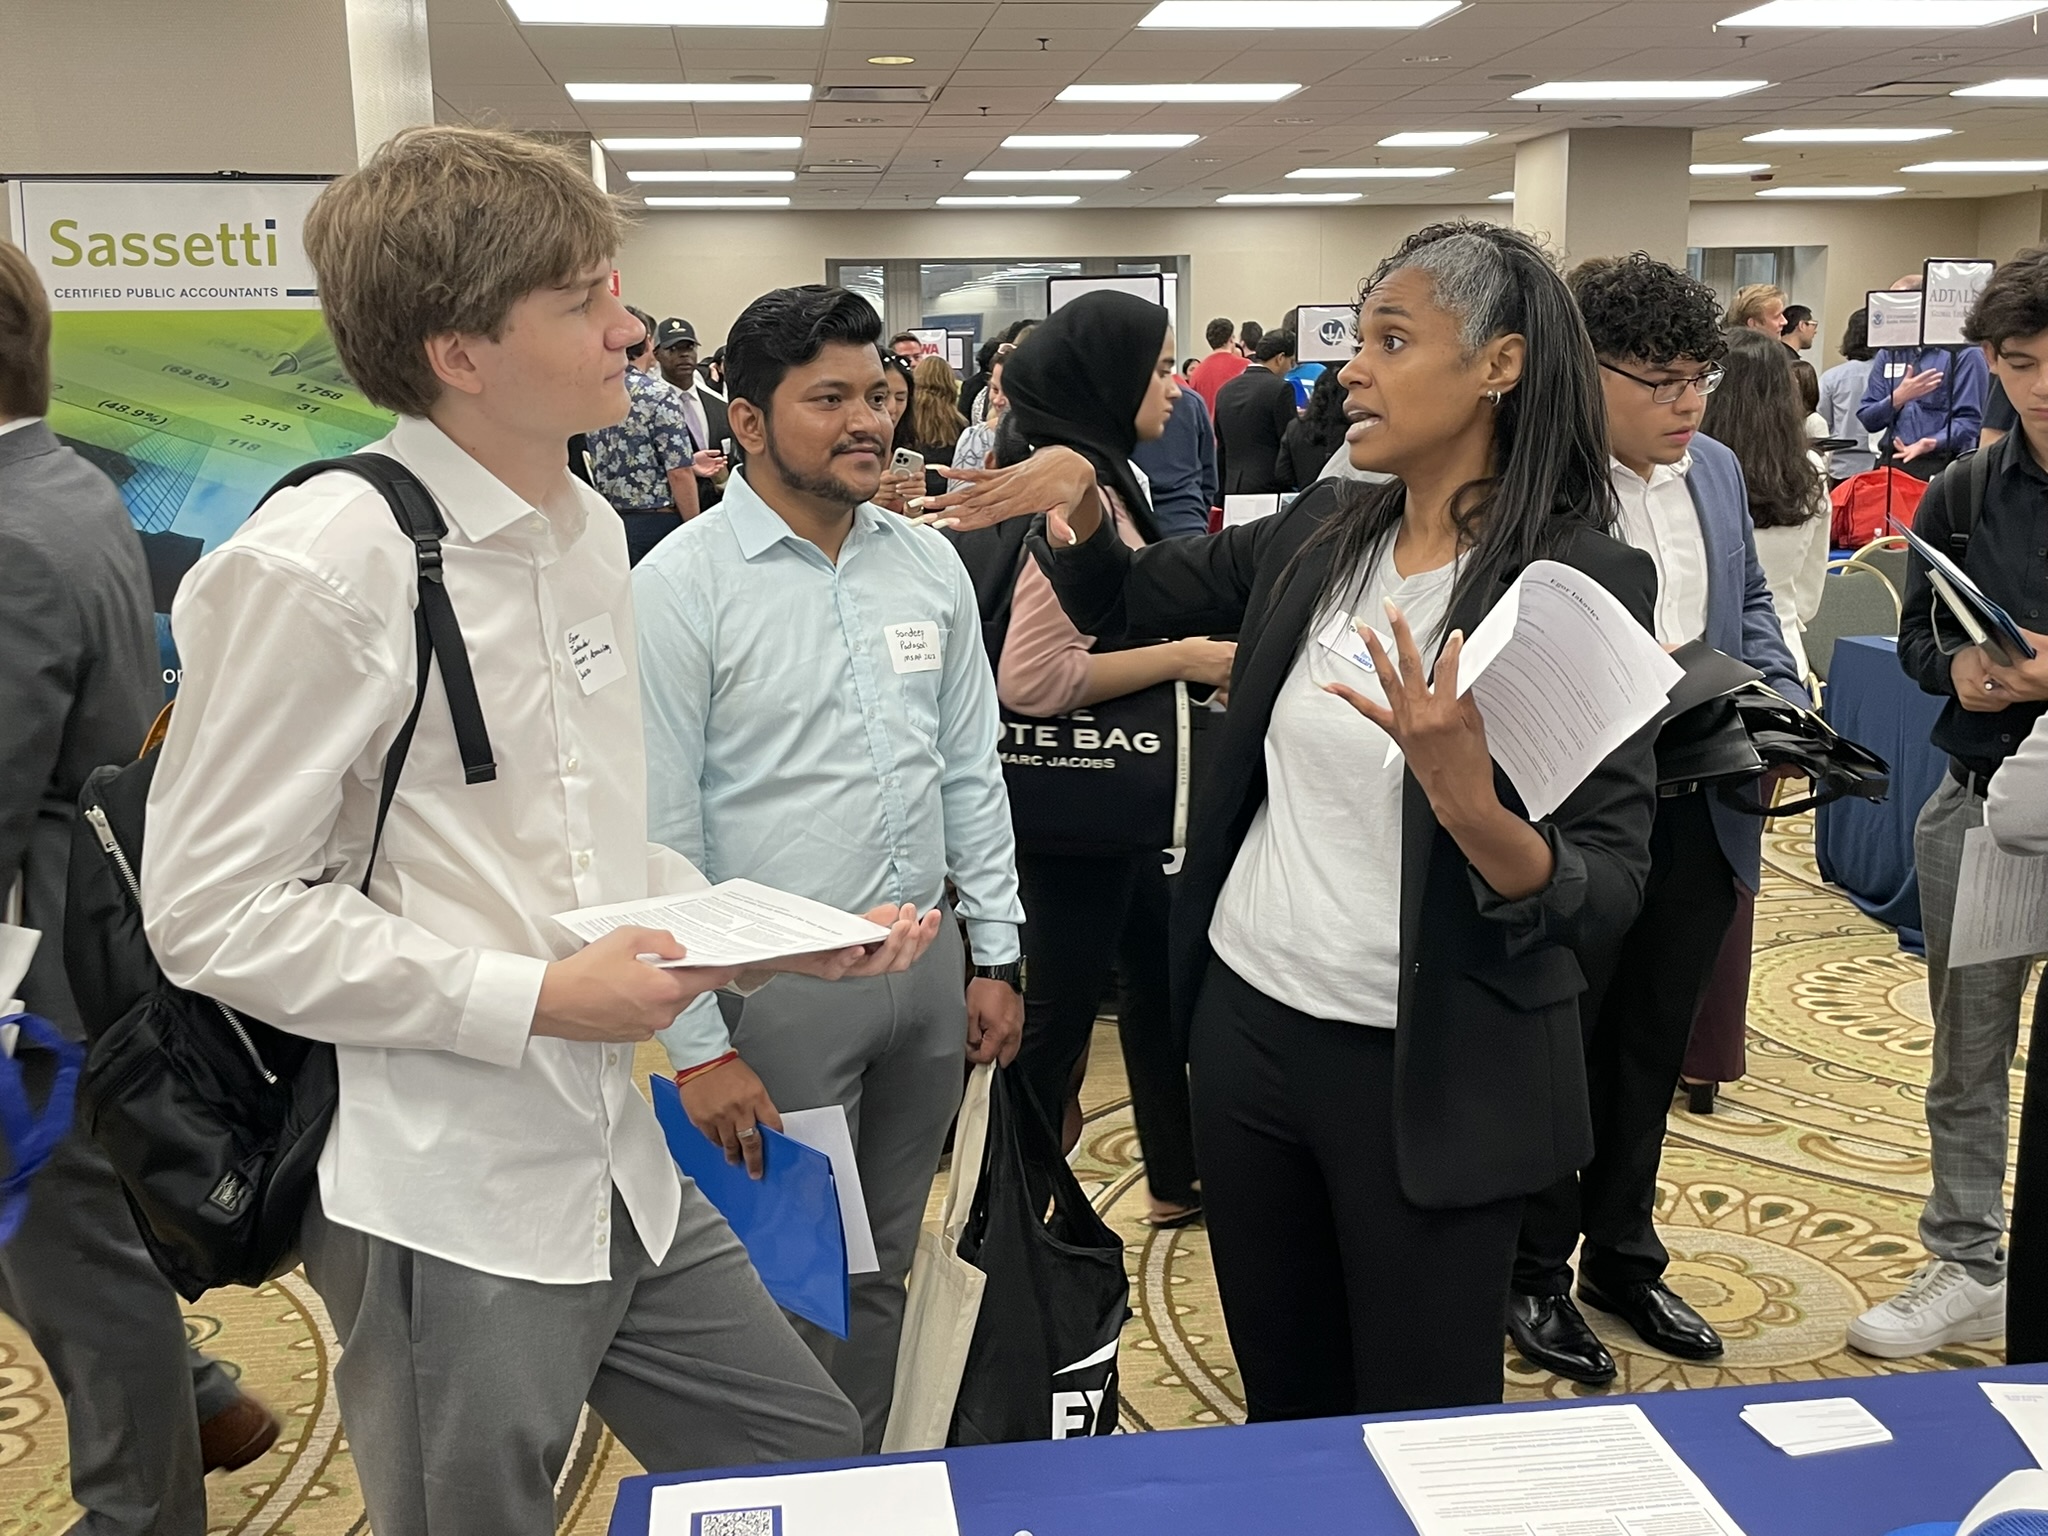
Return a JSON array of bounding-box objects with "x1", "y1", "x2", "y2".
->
[
  {"x1": 1516, "y1": 792, "x2": 1739, "y2": 1296},
  {"x1": 1191, "y1": 961, "x2": 1524, "y2": 1419},
  {"x1": 1012, "y1": 847, "x2": 1197, "y2": 1205}
]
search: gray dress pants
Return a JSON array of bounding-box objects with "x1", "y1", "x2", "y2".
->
[
  {"x1": 0, "y1": 1049, "x2": 241, "y2": 1536},
  {"x1": 1915, "y1": 773, "x2": 2041, "y2": 1283},
  {"x1": 299, "y1": 1179, "x2": 860, "y2": 1536},
  {"x1": 721, "y1": 928, "x2": 969, "y2": 1452}
]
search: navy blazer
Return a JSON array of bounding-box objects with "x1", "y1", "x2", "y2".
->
[{"x1": 1681, "y1": 432, "x2": 1808, "y2": 890}]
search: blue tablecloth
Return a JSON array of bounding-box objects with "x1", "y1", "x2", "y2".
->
[
  {"x1": 1815, "y1": 635, "x2": 1947, "y2": 952},
  {"x1": 610, "y1": 1365, "x2": 2048, "y2": 1536}
]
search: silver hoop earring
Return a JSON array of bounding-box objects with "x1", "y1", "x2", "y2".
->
[{"x1": 1485, "y1": 388, "x2": 1503, "y2": 405}]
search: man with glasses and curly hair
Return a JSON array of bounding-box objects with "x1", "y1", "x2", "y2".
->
[{"x1": 1507, "y1": 254, "x2": 1806, "y2": 1388}]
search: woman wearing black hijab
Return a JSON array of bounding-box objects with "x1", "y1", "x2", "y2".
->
[{"x1": 995, "y1": 291, "x2": 1235, "y2": 1228}]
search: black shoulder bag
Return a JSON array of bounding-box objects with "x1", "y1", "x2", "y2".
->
[{"x1": 63, "y1": 453, "x2": 495, "y2": 1300}]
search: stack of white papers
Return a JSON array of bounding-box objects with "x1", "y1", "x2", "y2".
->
[
  {"x1": 1363, "y1": 1403, "x2": 1747, "y2": 1536},
  {"x1": 1739, "y1": 1397, "x2": 1892, "y2": 1456},
  {"x1": 1983, "y1": 1381, "x2": 2048, "y2": 1465},
  {"x1": 553, "y1": 880, "x2": 891, "y2": 970}
]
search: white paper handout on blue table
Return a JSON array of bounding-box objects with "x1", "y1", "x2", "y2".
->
[
  {"x1": 1983, "y1": 1381, "x2": 2048, "y2": 1466},
  {"x1": 1367, "y1": 560, "x2": 1681, "y2": 820},
  {"x1": 648, "y1": 1462, "x2": 958, "y2": 1536},
  {"x1": 1363, "y1": 1403, "x2": 1747, "y2": 1536},
  {"x1": 1738, "y1": 1396, "x2": 1891, "y2": 1456},
  {"x1": 553, "y1": 880, "x2": 891, "y2": 971},
  {"x1": 778, "y1": 1104, "x2": 880, "y2": 1275}
]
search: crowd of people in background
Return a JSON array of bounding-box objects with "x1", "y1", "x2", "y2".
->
[{"x1": 7, "y1": 119, "x2": 2048, "y2": 1535}]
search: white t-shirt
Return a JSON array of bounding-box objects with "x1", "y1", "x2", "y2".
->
[
  {"x1": 1208, "y1": 538, "x2": 1458, "y2": 1027},
  {"x1": 1610, "y1": 455, "x2": 1708, "y2": 647}
]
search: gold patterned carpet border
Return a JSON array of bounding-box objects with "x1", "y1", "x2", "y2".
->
[{"x1": 0, "y1": 814, "x2": 2026, "y2": 1531}]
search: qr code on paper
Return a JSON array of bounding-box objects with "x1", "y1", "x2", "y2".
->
[{"x1": 692, "y1": 1509, "x2": 782, "y2": 1536}]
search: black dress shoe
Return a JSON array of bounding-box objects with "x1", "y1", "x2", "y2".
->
[
  {"x1": 1578, "y1": 1277, "x2": 1724, "y2": 1360},
  {"x1": 1506, "y1": 1292, "x2": 1618, "y2": 1385}
]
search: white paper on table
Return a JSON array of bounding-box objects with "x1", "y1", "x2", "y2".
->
[
  {"x1": 1962, "y1": 1470, "x2": 2048, "y2": 1534},
  {"x1": 648, "y1": 1462, "x2": 958, "y2": 1536},
  {"x1": 1223, "y1": 493, "x2": 1280, "y2": 528},
  {"x1": 553, "y1": 880, "x2": 891, "y2": 971},
  {"x1": 0, "y1": 923, "x2": 41, "y2": 1058},
  {"x1": 1362, "y1": 1403, "x2": 1748, "y2": 1536},
  {"x1": 1948, "y1": 827, "x2": 2048, "y2": 969},
  {"x1": 1441, "y1": 559, "x2": 1682, "y2": 820},
  {"x1": 1983, "y1": 1382, "x2": 2048, "y2": 1466},
  {"x1": 778, "y1": 1104, "x2": 880, "y2": 1276},
  {"x1": 1738, "y1": 1397, "x2": 1892, "y2": 1456}
]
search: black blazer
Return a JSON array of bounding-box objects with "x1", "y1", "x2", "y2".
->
[
  {"x1": 1030, "y1": 482, "x2": 1659, "y2": 1210},
  {"x1": 1213, "y1": 366, "x2": 1297, "y2": 496}
]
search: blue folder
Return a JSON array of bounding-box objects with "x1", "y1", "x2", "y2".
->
[{"x1": 649, "y1": 1075, "x2": 851, "y2": 1338}]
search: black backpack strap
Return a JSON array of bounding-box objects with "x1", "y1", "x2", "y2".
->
[
  {"x1": 255, "y1": 454, "x2": 499, "y2": 889},
  {"x1": 1941, "y1": 447, "x2": 1992, "y2": 561}
]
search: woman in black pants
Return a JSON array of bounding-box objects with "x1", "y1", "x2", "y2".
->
[
  {"x1": 931, "y1": 221, "x2": 1659, "y2": 1417},
  {"x1": 992, "y1": 292, "x2": 1234, "y2": 1228}
]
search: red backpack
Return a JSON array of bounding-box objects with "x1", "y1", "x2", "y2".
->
[{"x1": 1830, "y1": 466, "x2": 1929, "y2": 549}]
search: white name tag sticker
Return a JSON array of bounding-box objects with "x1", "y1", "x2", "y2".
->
[
  {"x1": 1315, "y1": 609, "x2": 1381, "y2": 675},
  {"x1": 565, "y1": 613, "x2": 628, "y2": 696},
  {"x1": 886, "y1": 620, "x2": 944, "y2": 674}
]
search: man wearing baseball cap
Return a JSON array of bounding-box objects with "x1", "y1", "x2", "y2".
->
[{"x1": 656, "y1": 318, "x2": 729, "y2": 511}]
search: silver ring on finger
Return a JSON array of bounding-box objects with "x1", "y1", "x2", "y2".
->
[{"x1": 737, "y1": 1125, "x2": 760, "y2": 1141}]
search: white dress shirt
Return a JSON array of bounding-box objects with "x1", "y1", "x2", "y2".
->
[
  {"x1": 0, "y1": 416, "x2": 42, "y2": 438},
  {"x1": 1610, "y1": 454, "x2": 1709, "y2": 647},
  {"x1": 143, "y1": 415, "x2": 710, "y2": 1284}
]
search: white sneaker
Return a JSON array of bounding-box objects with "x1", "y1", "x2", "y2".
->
[{"x1": 1846, "y1": 1259, "x2": 2005, "y2": 1358}]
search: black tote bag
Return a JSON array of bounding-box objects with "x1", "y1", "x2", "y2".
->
[{"x1": 948, "y1": 1065, "x2": 1132, "y2": 1445}]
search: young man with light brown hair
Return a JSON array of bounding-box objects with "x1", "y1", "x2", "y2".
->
[
  {"x1": 1725, "y1": 282, "x2": 1789, "y2": 338},
  {"x1": 140, "y1": 126, "x2": 933, "y2": 1535}
]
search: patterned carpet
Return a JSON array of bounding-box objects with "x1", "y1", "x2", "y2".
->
[{"x1": 0, "y1": 814, "x2": 2028, "y2": 1532}]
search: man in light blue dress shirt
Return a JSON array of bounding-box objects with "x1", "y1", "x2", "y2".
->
[{"x1": 635, "y1": 285, "x2": 1025, "y2": 1448}]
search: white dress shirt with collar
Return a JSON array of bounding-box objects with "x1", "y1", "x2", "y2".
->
[
  {"x1": 1610, "y1": 453, "x2": 1709, "y2": 647},
  {"x1": 0, "y1": 416, "x2": 43, "y2": 438},
  {"x1": 143, "y1": 414, "x2": 710, "y2": 1285}
]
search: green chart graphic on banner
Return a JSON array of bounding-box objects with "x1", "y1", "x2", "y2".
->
[{"x1": 6, "y1": 176, "x2": 394, "y2": 691}]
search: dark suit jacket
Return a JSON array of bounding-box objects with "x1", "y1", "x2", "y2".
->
[
  {"x1": 1213, "y1": 366, "x2": 1297, "y2": 496},
  {"x1": 687, "y1": 385, "x2": 731, "y2": 510},
  {"x1": 0, "y1": 423, "x2": 159, "y2": 1034},
  {"x1": 1030, "y1": 482, "x2": 1659, "y2": 1209}
]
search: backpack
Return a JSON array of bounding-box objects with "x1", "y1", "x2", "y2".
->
[{"x1": 62, "y1": 453, "x2": 496, "y2": 1300}]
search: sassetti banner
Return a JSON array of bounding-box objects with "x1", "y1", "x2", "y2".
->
[{"x1": 5, "y1": 177, "x2": 392, "y2": 688}]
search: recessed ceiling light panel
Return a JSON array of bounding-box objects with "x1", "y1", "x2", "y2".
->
[
  {"x1": 1515, "y1": 79, "x2": 1770, "y2": 100},
  {"x1": 643, "y1": 196, "x2": 794, "y2": 207},
  {"x1": 1287, "y1": 166, "x2": 1452, "y2": 178},
  {"x1": 1903, "y1": 158, "x2": 2048, "y2": 171},
  {"x1": 1139, "y1": 1, "x2": 1462, "y2": 25},
  {"x1": 626, "y1": 170, "x2": 799, "y2": 182},
  {"x1": 964, "y1": 169, "x2": 1133, "y2": 181},
  {"x1": 511, "y1": 0, "x2": 824, "y2": 21},
  {"x1": 1754, "y1": 184, "x2": 1906, "y2": 196},
  {"x1": 1691, "y1": 161, "x2": 1774, "y2": 173},
  {"x1": 601, "y1": 137, "x2": 804, "y2": 151},
  {"x1": 1745, "y1": 125, "x2": 1950, "y2": 140},
  {"x1": 1719, "y1": 1, "x2": 2043, "y2": 25},
  {"x1": 1488, "y1": 189, "x2": 1515, "y2": 200},
  {"x1": 1954, "y1": 77, "x2": 2048, "y2": 95},
  {"x1": 1002, "y1": 134, "x2": 1202, "y2": 149},
  {"x1": 1216, "y1": 191, "x2": 1362, "y2": 203},
  {"x1": 568, "y1": 83, "x2": 812, "y2": 102},
  {"x1": 936, "y1": 195, "x2": 1083, "y2": 206},
  {"x1": 867, "y1": 55, "x2": 915, "y2": 65},
  {"x1": 1056, "y1": 83, "x2": 1303, "y2": 103},
  {"x1": 1379, "y1": 130, "x2": 1491, "y2": 146}
]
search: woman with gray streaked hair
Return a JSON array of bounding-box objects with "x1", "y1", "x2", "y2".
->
[{"x1": 925, "y1": 220, "x2": 1661, "y2": 1415}]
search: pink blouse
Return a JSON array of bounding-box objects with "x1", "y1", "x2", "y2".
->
[{"x1": 996, "y1": 486, "x2": 1148, "y2": 718}]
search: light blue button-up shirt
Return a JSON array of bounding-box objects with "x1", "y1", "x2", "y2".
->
[{"x1": 635, "y1": 468, "x2": 1024, "y2": 1067}]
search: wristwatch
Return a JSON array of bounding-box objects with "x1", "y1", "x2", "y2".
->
[{"x1": 971, "y1": 961, "x2": 1024, "y2": 994}]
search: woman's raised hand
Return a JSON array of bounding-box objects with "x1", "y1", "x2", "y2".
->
[{"x1": 914, "y1": 445, "x2": 1101, "y2": 543}]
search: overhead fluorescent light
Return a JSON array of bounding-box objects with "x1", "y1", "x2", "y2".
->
[
  {"x1": 1140, "y1": 1, "x2": 1463, "y2": 25},
  {"x1": 1216, "y1": 191, "x2": 1362, "y2": 203},
  {"x1": 1691, "y1": 161, "x2": 1773, "y2": 173},
  {"x1": 1954, "y1": 78, "x2": 2048, "y2": 95},
  {"x1": 643, "y1": 196, "x2": 793, "y2": 207},
  {"x1": 1379, "y1": 129, "x2": 1491, "y2": 146},
  {"x1": 1719, "y1": 1, "x2": 2044, "y2": 25},
  {"x1": 936, "y1": 195, "x2": 1083, "y2": 206},
  {"x1": 1288, "y1": 165, "x2": 1453, "y2": 178},
  {"x1": 1056, "y1": 83, "x2": 1302, "y2": 103},
  {"x1": 963, "y1": 169, "x2": 1132, "y2": 181},
  {"x1": 569, "y1": 83, "x2": 812, "y2": 102},
  {"x1": 1002, "y1": 134, "x2": 1201, "y2": 149},
  {"x1": 1754, "y1": 184, "x2": 1906, "y2": 196},
  {"x1": 510, "y1": 0, "x2": 825, "y2": 22},
  {"x1": 601, "y1": 137, "x2": 804, "y2": 151},
  {"x1": 1745, "y1": 125, "x2": 1950, "y2": 141},
  {"x1": 626, "y1": 170, "x2": 798, "y2": 182},
  {"x1": 1515, "y1": 79, "x2": 1770, "y2": 100},
  {"x1": 1488, "y1": 189, "x2": 1515, "y2": 200},
  {"x1": 1903, "y1": 158, "x2": 2048, "y2": 171}
]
